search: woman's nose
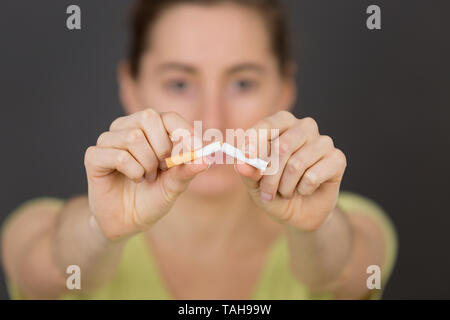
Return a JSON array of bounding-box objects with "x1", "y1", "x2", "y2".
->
[{"x1": 200, "y1": 90, "x2": 226, "y2": 131}]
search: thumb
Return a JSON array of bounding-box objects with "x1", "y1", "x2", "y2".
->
[
  {"x1": 235, "y1": 162, "x2": 265, "y2": 205},
  {"x1": 235, "y1": 147, "x2": 287, "y2": 215},
  {"x1": 234, "y1": 139, "x2": 264, "y2": 189},
  {"x1": 159, "y1": 157, "x2": 210, "y2": 202},
  {"x1": 235, "y1": 162, "x2": 261, "y2": 190},
  {"x1": 235, "y1": 163, "x2": 279, "y2": 212},
  {"x1": 234, "y1": 141, "x2": 264, "y2": 201}
]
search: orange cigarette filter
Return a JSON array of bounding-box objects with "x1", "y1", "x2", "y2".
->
[
  {"x1": 165, "y1": 151, "x2": 195, "y2": 169},
  {"x1": 165, "y1": 142, "x2": 222, "y2": 169}
]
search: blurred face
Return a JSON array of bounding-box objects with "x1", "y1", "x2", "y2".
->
[{"x1": 120, "y1": 3, "x2": 295, "y2": 195}]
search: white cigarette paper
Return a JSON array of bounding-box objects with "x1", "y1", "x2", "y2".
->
[
  {"x1": 165, "y1": 141, "x2": 269, "y2": 171},
  {"x1": 221, "y1": 143, "x2": 269, "y2": 171},
  {"x1": 194, "y1": 142, "x2": 222, "y2": 158}
]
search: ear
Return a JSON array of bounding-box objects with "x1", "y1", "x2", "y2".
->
[
  {"x1": 277, "y1": 61, "x2": 298, "y2": 112},
  {"x1": 117, "y1": 61, "x2": 142, "y2": 115}
]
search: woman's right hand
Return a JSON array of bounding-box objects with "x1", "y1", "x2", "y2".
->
[{"x1": 84, "y1": 109, "x2": 209, "y2": 241}]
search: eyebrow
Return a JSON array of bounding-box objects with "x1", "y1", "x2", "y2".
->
[
  {"x1": 155, "y1": 63, "x2": 197, "y2": 74},
  {"x1": 155, "y1": 62, "x2": 266, "y2": 75},
  {"x1": 227, "y1": 63, "x2": 266, "y2": 75}
]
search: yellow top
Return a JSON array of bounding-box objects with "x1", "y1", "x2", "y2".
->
[{"x1": 3, "y1": 191, "x2": 397, "y2": 300}]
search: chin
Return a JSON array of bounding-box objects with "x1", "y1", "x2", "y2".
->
[{"x1": 187, "y1": 165, "x2": 241, "y2": 197}]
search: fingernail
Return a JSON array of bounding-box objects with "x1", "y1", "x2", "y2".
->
[{"x1": 260, "y1": 191, "x2": 273, "y2": 202}]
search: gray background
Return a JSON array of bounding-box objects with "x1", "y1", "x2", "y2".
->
[{"x1": 0, "y1": 0, "x2": 449, "y2": 299}]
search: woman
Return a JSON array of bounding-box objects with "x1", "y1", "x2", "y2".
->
[{"x1": 1, "y1": 0, "x2": 397, "y2": 299}]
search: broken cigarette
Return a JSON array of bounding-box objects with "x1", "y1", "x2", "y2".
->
[
  {"x1": 165, "y1": 141, "x2": 269, "y2": 171},
  {"x1": 165, "y1": 142, "x2": 222, "y2": 168}
]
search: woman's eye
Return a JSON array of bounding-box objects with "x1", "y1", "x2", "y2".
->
[
  {"x1": 166, "y1": 80, "x2": 189, "y2": 93},
  {"x1": 231, "y1": 79, "x2": 256, "y2": 92}
]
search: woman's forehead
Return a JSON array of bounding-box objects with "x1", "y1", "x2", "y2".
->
[{"x1": 147, "y1": 3, "x2": 274, "y2": 64}]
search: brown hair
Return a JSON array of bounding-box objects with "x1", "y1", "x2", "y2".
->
[{"x1": 128, "y1": 0, "x2": 292, "y2": 78}]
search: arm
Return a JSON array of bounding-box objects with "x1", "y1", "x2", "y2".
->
[
  {"x1": 286, "y1": 205, "x2": 387, "y2": 299},
  {"x1": 235, "y1": 111, "x2": 396, "y2": 299},
  {"x1": 1, "y1": 196, "x2": 127, "y2": 299},
  {"x1": 1, "y1": 109, "x2": 209, "y2": 299}
]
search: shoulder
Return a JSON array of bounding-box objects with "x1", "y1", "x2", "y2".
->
[
  {"x1": 2, "y1": 197, "x2": 66, "y2": 300},
  {"x1": 337, "y1": 191, "x2": 397, "y2": 252},
  {"x1": 2, "y1": 197, "x2": 65, "y2": 233},
  {"x1": 337, "y1": 191, "x2": 398, "y2": 299}
]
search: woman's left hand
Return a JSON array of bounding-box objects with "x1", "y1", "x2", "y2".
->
[{"x1": 235, "y1": 111, "x2": 347, "y2": 232}]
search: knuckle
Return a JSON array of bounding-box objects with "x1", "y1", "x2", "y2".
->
[
  {"x1": 287, "y1": 158, "x2": 304, "y2": 174},
  {"x1": 141, "y1": 108, "x2": 158, "y2": 117},
  {"x1": 320, "y1": 135, "x2": 334, "y2": 148},
  {"x1": 277, "y1": 110, "x2": 294, "y2": 120},
  {"x1": 84, "y1": 146, "x2": 96, "y2": 166},
  {"x1": 255, "y1": 119, "x2": 271, "y2": 130},
  {"x1": 303, "y1": 171, "x2": 318, "y2": 187},
  {"x1": 109, "y1": 116, "x2": 124, "y2": 131},
  {"x1": 116, "y1": 151, "x2": 129, "y2": 166},
  {"x1": 96, "y1": 132, "x2": 108, "y2": 146},
  {"x1": 141, "y1": 108, "x2": 158, "y2": 122},
  {"x1": 302, "y1": 117, "x2": 318, "y2": 132},
  {"x1": 126, "y1": 128, "x2": 144, "y2": 144},
  {"x1": 163, "y1": 111, "x2": 180, "y2": 121},
  {"x1": 277, "y1": 140, "x2": 290, "y2": 156},
  {"x1": 334, "y1": 148, "x2": 347, "y2": 168}
]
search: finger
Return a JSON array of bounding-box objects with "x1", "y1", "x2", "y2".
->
[
  {"x1": 248, "y1": 116, "x2": 319, "y2": 177},
  {"x1": 297, "y1": 148, "x2": 347, "y2": 196},
  {"x1": 234, "y1": 140, "x2": 263, "y2": 185},
  {"x1": 258, "y1": 124, "x2": 319, "y2": 200},
  {"x1": 233, "y1": 143, "x2": 266, "y2": 206},
  {"x1": 110, "y1": 109, "x2": 173, "y2": 162},
  {"x1": 251, "y1": 111, "x2": 299, "y2": 141},
  {"x1": 235, "y1": 163, "x2": 262, "y2": 189},
  {"x1": 243, "y1": 111, "x2": 298, "y2": 160},
  {"x1": 278, "y1": 135, "x2": 334, "y2": 198},
  {"x1": 160, "y1": 111, "x2": 194, "y2": 137},
  {"x1": 159, "y1": 158, "x2": 210, "y2": 202},
  {"x1": 161, "y1": 111, "x2": 200, "y2": 155},
  {"x1": 84, "y1": 146, "x2": 145, "y2": 183},
  {"x1": 96, "y1": 128, "x2": 159, "y2": 181},
  {"x1": 110, "y1": 110, "x2": 194, "y2": 139}
]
